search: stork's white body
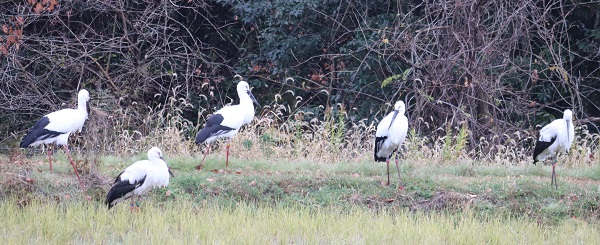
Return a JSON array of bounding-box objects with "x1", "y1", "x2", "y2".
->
[
  {"x1": 21, "y1": 90, "x2": 90, "y2": 147},
  {"x1": 375, "y1": 110, "x2": 409, "y2": 160},
  {"x1": 27, "y1": 108, "x2": 88, "y2": 147},
  {"x1": 118, "y1": 159, "x2": 171, "y2": 196},
  {"x1": 534, "y1": 115, "x2": 574, "y2": 162},
  {"x1": 202, "y1": 102, "x2": 255, "y2": 144},
  {"x1": 106, "y1": 147, "x2": 172, "y2": 209}
]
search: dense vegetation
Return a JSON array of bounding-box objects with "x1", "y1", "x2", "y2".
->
[{"x1": 1, "y1": 0, "x2": 599, "y2": 153}]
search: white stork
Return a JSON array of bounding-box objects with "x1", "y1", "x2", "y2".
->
[
  {"x1": 195, "y1": 80, "x2": 260, "y2": 169},
  {"x1": 19, "y1": 89, "x2": 90, "y2": 188},
  {"x1": 105, "y1": 147, "x2": 174, "y2": 210},
  {"x1": 374, "y1": 100, "x2": 409, "y2": 189},
  {"x1": 533, "y1": 109, "x2": 575, "y2": 189}
]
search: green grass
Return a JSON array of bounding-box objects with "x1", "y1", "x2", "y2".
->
[
  {"x1": 0, "y1": 199, "x2": 598, "y2": 244},
  {"x1": 1, "y1": 153, "x2": 600, "y2": 243}
]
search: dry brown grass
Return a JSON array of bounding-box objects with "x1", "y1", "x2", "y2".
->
[{"x1": 60, "y1": 90, "x2": 599, "y2": 170}]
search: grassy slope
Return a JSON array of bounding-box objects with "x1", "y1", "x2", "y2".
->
[{"x1": 1, "y1": 153, "x2": 600, "y2": 243}]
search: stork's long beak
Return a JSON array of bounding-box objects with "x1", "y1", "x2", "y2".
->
[
  {"x1": 86, "y1": 102, "x2": 91, "y2": 115},
  {"x1": 247, "y1": 91, "x2": 260, "y2": 107},
  {"x1": 566, "y1": 120, "x2": 571, "y2": 144},
  {"x1": 160, "y1": 156, "x2": 175, "y2": 177},
  {"x1": 387, "y1": 110, "x2": 399, "y2": 130}
]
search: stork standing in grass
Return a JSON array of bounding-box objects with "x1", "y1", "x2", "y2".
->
[
  {"x1": 533, "y1": 109, "x2": 575, "y2": 189},
  {"x1": 195, "y1": 79, "x2": 260, "y2": 169},
  {"x1": 374, "y1": 100, "x2": 408, "y2": 189},
  {"x1": 20, "y1": 89, "x2": 90, "y2": 188},
  {"x1": 106, "y1": 147, "x2": 174, "y2": 210}
]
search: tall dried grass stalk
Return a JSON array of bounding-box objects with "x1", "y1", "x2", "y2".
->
[{"x1": 74, "y1": 91, "x2": 598, "y2": 168}]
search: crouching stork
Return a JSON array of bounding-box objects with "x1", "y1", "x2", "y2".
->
[{"x1": 106, "y1": 147, "x2": 174, "y2": 210}]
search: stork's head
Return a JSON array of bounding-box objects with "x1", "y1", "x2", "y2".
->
[
  {"x1": 148, "y1": 147, "x2": 174, "y2": 177},
  {"x1": 78, "y1": 89, "x2": 90, "y2": 101},
  {"x1": 78, "y1": 89, "x2": 91, "y2": 115},
  {"x1": 394, "y1": 101, "x2": 406, "y2": 113},
  {"x1": 148, "y1": 147, "x2": 163, "y2": 161},
  {"x1": 237, "y1": 81, "x2": 260, "y2": 107},
  {"x1": 563, "y1": 109, "x2": 573, "y2": 121}
]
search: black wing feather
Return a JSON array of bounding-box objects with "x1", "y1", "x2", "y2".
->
[
  {"x1": 532, "y1": 136, "x2": 557, "y2": 164},
  {"x1": 195, "y1": 114, "x2": 235, "y2": 144},
  {"x1": 113, "y1": 171, "x2": 125, "y2": 184},
  {"x1": 20, "y1": 116, "x2": 63, "y2": 148},
  {"x1": 105, "y1": 175, "x2": 146, "y2": 209},
  {"x1": 374, "y1": 136, "x2": 388, "y2": 162}
]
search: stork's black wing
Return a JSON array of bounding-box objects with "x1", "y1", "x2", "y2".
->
[
  {"x1": 105, "y1": 175, "x2": 146, "y2": 209},
  {"x1": 533, "y1": 136, "x2": 557, "y2": 164},
  {"x1": 20, "y1": 116, "x2": 63, "y2": 148},
  {"x1": 195, "y1": 114, "x2": 235, "y2": 144}
]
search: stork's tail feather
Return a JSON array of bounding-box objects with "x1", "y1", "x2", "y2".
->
[
  {"x1": 105, "y1": 176, "x2": 146, "y2": 209},
  {"x1": 374, "y1": 155, "x2": 387, "y2": 162},
  {"x1": 532, "y1": 137, "x2": 557, "y2": 164},
  {"x1": 195, "y1": 128, "x2": 211, "y2": 144},
  {"x1": 374, "y1": 136, "x2": 387, "y2": 162},
  {"x1": 20, "y1": 132, "x2": 37, "y2": 148},
  {"x1": 20, "y1": 117, "x2": 61, "y2": 148},
  {"x1": 195, "y1": 114, "x2": 228, "y2": 144},
  {"x1": 20, "y1": 129, "x2": 62, "y2": 148}
]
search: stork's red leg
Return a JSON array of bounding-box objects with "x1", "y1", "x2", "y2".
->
[
  {"x1": 395, "y1": 153, "x2": 404, "y2": 190},
  {"x1": 135, "y1": 196, "x2": 142, "y2": 212},
  {"x1": 551, "y1": 157, "x2": 558, "y2": 189},
  {"x1": 130, "y1": 196, "x2": 135, "y2": 212},
  {"x1": 63, "y1": 144, "x2": 83, "y2": 188},
  {"x1": 196, "y1": 144, "x2": 211, "y2": 170},
  {"x1": 226, "y1": 143, "x2": 230, "y2": 168},
  {"x1": 386, "y1": 158, "x2": 391, "y2": 186},
  {"x1": 551, "y1": 163, "x2": 556, "y2": 188}
]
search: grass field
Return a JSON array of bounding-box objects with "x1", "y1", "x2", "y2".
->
[
  {"x1": 1, "y1": 151, "x2": 600, "y2": 244},
  {"x1": 1, "y1": 199, "x2": 598, "y2": 244}
]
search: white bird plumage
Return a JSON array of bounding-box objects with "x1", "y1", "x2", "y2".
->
[
  {"x1": 106, "y1": 147, "x2": 173, "y2": 209},
  {"x1": 20, "y1": 89, "x2": 90, "y2": 188},
  {"x1": 195, "y1": 80, "x2": 260, "y2": 169},
  {"x1": 374, "y1": 100, "x2": 408, "y2": 188},
  {"x1": 533, "y1": 109, "x2": 575, "y2": 189}
]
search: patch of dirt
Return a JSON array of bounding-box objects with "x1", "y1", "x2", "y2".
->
[
  {"x1": 0, "y1": 159, "x2": 36, "y2": 207},
  {"x1": 345, "y1": 192, "x2": 416, "y2": 212},
  {"x1": 559, "y1": 176, "x2": 600, "y2": 188},
  {"x1": 411, "y1": 191, "x2": 478, "y2": 212},
  {"x1": 346, "y1": 190, "x2": 479, "y2": 213},
  {"x1": 428, "y1": 172, "x2": 600, "y2": 190}
]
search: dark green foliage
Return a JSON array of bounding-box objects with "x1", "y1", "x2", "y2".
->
[{"x1": 0, "y1": 0, "x2": 599, "y2": 153}]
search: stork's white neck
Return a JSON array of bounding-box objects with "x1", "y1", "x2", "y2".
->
[
  {"x1": 238, "y1": 90, "x2": 254, "y2": 108},
  {"x1": 149, "y1": 156, "x2": 164, "y2": 165},
  {"x1": 566, "y1": 119, "x2": 571, "y2": 143},
  {"x1": 77, "y1": 97, "x2": 88, "y2": 119}
]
